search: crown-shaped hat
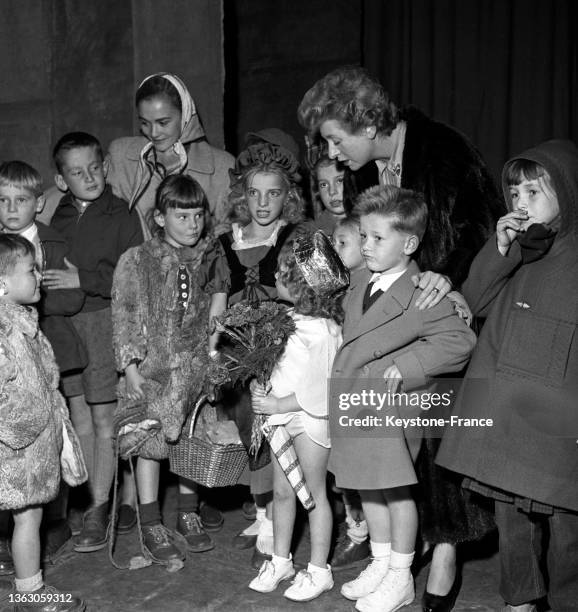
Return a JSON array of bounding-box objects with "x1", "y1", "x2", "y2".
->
[{"x1": 293, "y1": 230, "x2": 350, "y2": 295}]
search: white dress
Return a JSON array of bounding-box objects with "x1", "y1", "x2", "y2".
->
[{"x1": 267, "y1": 312, "x2": 342, "y2": 448}]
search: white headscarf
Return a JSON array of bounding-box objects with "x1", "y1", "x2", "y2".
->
[{"x1": 137, "y1": 72, "x2": 205, "y2": 174}]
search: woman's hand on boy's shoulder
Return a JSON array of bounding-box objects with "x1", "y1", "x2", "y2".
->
[{"x1": 412, "y1": 271, "x2": 451, "y2": 310}]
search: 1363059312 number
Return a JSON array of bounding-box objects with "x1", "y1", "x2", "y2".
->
[{"x1": 9, "y1": 592, "x2": 73, "y2": 603}]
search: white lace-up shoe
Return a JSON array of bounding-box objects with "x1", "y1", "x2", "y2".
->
[
  {"x1": 248, "y1": 557, "x2": 295, "y2": 593},
  {"x1": 283, "y1": 567, "x2": 334, "y2": 602},
  {"x1": 340, "y1": 558, "x2": 389, "y2": 600},
  {"x1": 355, "y1": 569, "x2": 414, "y2": 612}
]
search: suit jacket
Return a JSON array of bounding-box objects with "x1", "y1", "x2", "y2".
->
[{"x1": 329, "y1": 261, "x2": 476, "y2": 489}]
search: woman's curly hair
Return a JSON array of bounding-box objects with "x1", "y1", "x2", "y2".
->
[
  {"x1": 277, "y1": 237, "x2": 344, "y2": 325},
  {"x1": 298, "y1": 66, "x2": 399, "y2": 137},
  {"x1": 227, "y1": 142, "x2": 305, "y2": 225}
]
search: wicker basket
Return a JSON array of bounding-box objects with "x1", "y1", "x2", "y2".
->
[{"x1": 168, "y1": 395, "x2": 248, "y2": 487}]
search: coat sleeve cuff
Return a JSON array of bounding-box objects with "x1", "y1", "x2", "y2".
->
[{"x1": 393, "y1": 351, "x2": 427, "y2": 390}]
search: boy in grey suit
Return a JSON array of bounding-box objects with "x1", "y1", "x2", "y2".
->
[{"x1": 329, "y1": 185, "x2": 476, "y2": 612}]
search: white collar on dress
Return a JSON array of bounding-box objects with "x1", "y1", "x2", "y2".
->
[{"x1": 231, "y1": 220, "x2": 287, "y2": 251}]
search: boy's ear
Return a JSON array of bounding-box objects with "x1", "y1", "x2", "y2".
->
[
  {"x1": 153, "y1": 209, "x2": 165, "y2": 228},
  {"x1": 364, "y1": 125, "x2": 377, "y2": 140},
  {"x1": 35, "y1": 194, "x2": 46, "y2": 214},
  {"x1": 54, "y1": 174, "x2": 68, "y2": 193},
  {"x1": 102, "y1": 158, "x2": 109, "y2": 179},
  {"x1": 403, "y1": 234, "x2": 420, "y2": 255}
]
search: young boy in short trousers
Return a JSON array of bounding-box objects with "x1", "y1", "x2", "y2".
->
[{"x1": 43, "y1": 132, "x2": 143, "y2": 552}]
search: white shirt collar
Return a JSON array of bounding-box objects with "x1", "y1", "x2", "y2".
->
[
  {"x1": 20, "y1": 224, "x2": 39, "y2": 244},
  {"x1": 369, "y1": 267, "x2": 407, "y2": 295}
]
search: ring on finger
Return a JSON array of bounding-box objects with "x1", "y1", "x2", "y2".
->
[{"x1": 432, "y1": 288, "x2": 439, "y2": 293}]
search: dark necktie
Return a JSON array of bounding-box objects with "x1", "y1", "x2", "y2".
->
[{"x1": 362, "y1": 281, "x2": 383, "y2": 314}]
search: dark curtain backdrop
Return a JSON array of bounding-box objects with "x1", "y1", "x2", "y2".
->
[
  {"x1": 362, "y1": 0, "x2": 577, "y2": 179},
  {"x1": 223, "y1": 0, "x2": 362, "y2": 155},
  {"x1": 0, "y1": 0, "x2": 225, "y2": 184}
]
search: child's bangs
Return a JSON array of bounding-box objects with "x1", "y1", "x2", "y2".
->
[
  {"x1": 505, "y1": 159, "x2": 546, "y2": 186},
  {"x1": 0, "y1": 162, "x2": 43, "y2": 198},
  {"x1": 156, "y1": 175, "x2": 209, "y2": 213},
  {"x1": 164, "y1": 194, "x2": 208, "y2": 211}
]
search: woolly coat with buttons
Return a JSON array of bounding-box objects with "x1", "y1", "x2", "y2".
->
[
  {"x1": 111, "y1": 235, "x2": 229, "y2": 460},
  {"x1": 437, "y1": 140, "x2": 578, "y2": 512},
  {"x1": 0, "y1": 301, "x2": 67, "y2": 510}
]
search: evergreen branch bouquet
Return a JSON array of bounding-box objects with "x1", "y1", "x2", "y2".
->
[{"x1": 211, "y1": 300, "x2": 296, "y2": 453}]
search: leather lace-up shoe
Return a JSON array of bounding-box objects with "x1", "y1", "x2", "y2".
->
[
  {"x1": 74, "y1": 503, "x2": 109, "y2": 553},
  {"x1": 331, "y1": 532, "x2": 370, "y2": 571},
  {"x1": 199, "y1": 503, "x2": 224, "y2": 532},
  {"x1": 141, "y1": 524, "x2": 185, "y2": 563},
  {"x1": 176, "y1": 512, "x2": 214, "y2": 552}
]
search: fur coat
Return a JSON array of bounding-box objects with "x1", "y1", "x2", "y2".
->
[
  {"x1": 347, "y1": 106, "x2": 505, "y2": 287},
  {"x1": 111, "y1": 235, "x2": 229, "y2": 460},
  {"x1": 0, "y1": 301, "x2": 69, "y2": 509}
]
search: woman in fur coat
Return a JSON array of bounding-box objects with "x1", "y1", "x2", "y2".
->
[{"x1": 299, "y1": 66, "x2": 503, "y2": 611}]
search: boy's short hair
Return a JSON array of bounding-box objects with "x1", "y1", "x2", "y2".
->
[
  {"x1": 298, "y1": 66, "x2": 399, "y2": 137},
  {"x1": 334, "y1": 213, "x2": 361, "y2": 233},
  {"x1": 354, "y1": 185, "x2": 428, "y2": 240},
  {"x1": 52, "y1": 132, "x2": 104, "y2": 173},
  {"x1": 0, "y1": 161, "x2": 43, "y2": 198},
  {"x1": 0, "y1": 234, "x2": 35, "y2": 276}
]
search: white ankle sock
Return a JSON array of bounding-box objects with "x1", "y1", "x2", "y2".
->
[
  {"x1": 369, "y1": 541, "x2": 391, "y2": 561},
  {"x1": 307, "y1": 562, "x2": 331, "y2": 576},
  {"x1": 272, "y1": 553, "x2": 292, "y2": 567},
  {"x1": 388, "y1": 550, "x2": 414, "y2": 580},
  {"x1": 256, "y1": 517, "x2": 274, "y2": 555},
  {"x1": 15, "y1": 570, "x2": 43, "y2": 592}
]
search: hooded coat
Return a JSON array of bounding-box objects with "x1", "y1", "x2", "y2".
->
[
  {"x1": 106, "y1": 73, "x2": 234, "y2": 237},
  {"x1": 437, "y1": 140, "x2": 578, "y2": 512}
]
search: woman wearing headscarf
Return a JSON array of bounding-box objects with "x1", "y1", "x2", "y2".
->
[
  {"x1": 107, "y1": 72, "x2": 234, "y2": 237},
  {"x1": 106, "y1": 72, "x2": 233, "y2": 544}
]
